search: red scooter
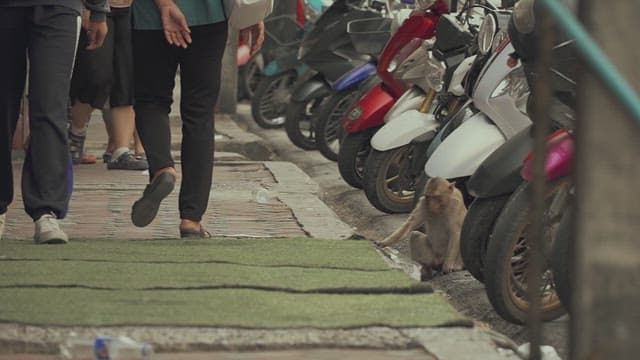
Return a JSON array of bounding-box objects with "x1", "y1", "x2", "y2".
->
[{"x1": 337, "y1": 0, "x2": 449, "y2": 189}]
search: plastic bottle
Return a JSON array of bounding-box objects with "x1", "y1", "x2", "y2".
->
[
  {"x1": 252, "y1": 186, "x2": 278, "y2": 204},
  {"x1": 59, "y1": 335, "x2": 153, "y2": 359}
]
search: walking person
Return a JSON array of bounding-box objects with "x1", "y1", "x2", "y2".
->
[
  {"x1": 0, "y1": 1, "x2": 109, "y2": 243},
  {"x1": 69, "y1": 0, "x2": 148, "y2": 171},
  {"x1": 130, "y1": 0, "x2": 264, "y2": 237}
]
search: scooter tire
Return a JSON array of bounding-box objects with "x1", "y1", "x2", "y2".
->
[
  {"x1": 251, "y1": 71, "x2": 297, "y2": 129},
  {"x1": 483, "y1": 180, "x2": 569, "y2": 325},
  {"x1": 362, "y1": 147, "x2": 421, "y2": 214},
  {"x1": 285, "y1": 97, "x2": 326, "y2": 150},
  {"x1": 239, "y1": 53, "x2": 263, "y2": 100},
  {"x1": 316, "y1": 88, "x2": 363, "y2": 162},
  {"x1": 338, "y1": 129, "x2": 377, "y2": 189},
  {"x1": 460, "y1": 195, "x2": 511, "y2": 283},
  {"x1": 551, "y1": 206, "x2": 573, "y2": 313}
]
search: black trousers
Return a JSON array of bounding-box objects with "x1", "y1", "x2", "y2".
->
[
  {"x1": 133, "y1": 22, "x2": 228, "y2": 222},
  {"x1": 0, "y1": 6, "x2": 79, "y2": 220},
  {"x1": 70, "y1": 7, "x2": 134, "y2": 109}
]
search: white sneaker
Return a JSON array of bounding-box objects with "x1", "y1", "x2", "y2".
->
[
  {"x1": 34, "y1": 213, "x2": 68, "y2": 244},
  {"x1": 0, "y1": 213, "x2": 5, "y2": 240}
]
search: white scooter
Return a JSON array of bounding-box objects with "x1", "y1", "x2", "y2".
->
[
  {"x1": 422, "y1": 10, "x2": 530, "y2": 192},
  {"x1": 361, "y1": 8, "x2": 482, "y2": 214}
]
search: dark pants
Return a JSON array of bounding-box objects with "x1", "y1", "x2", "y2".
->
[
  {"x1": 0, "y1": 6, "x2": 79, "y2": 220},
  {"x1": 71, "y1": 7, "x2": 134, "y2": 109},
  {"x1": 133, "y1": 22, "x2": 228, "y2": 222}
]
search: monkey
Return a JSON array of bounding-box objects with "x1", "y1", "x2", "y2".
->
[{"x1": 374, "y1": 177, "x2": 467, "y2": 277}]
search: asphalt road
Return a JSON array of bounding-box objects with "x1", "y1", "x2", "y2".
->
[{"x1": 235, "y1": 102, "x2": 570, "y2": 360}]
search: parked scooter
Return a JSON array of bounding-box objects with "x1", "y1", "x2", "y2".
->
[
  {"x1": 250, "y1": 0, "x2": 330, "y2": 128},
  {"x1": 362, "y1": 5, "x2": 483, "y2": 213},
  {"x1": 460, "y1": 0, "x2": 578, "y2": 324},
  {"x1": 337, "y1": 0, "x2": 450, "y2": 189},
  {"x1": 239, "y1": 0, "x2": 309, "y2": 101},
  {"x1": 284, "y1": 0, "x2": 394, "y2": 150},
  {"x1": 314, "y1": 12, "x2": 404, "y2": 161}
]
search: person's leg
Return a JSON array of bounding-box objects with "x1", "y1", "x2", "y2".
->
[
  {"x1": 68, "y1": 13, "x2": 114, "y2": 164},
  {"x1": 23, "y1": 5, "x2": 80, "y2": 243},
  {"x1": 101, "y1": 107, "x2": 115, "y2": 161},
  {"x1": 106, "y1": 7, "x2": 147, "y2": 170},
  {"x1": 178, "y1": 22, "x2": 228, "y2": 233},
  {"x1": 130, "y1": 29, "x2": 179, "y2": 227},
  {"x1": 0, "y1": 7, "x2": 29, "y2": 219}
]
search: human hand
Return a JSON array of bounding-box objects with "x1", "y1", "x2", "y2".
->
[
  {"x1": 85, "y1": 19, "x2": 108, "y2": 50},
  {"x1": 156, "y1": 0, "x2": 192, "y2": 48},
  {"x1": 239, "y1": 21, "x2": 265, "y2": 57}
]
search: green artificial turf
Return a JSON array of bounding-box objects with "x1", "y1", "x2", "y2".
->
[{"x1": 0, "y1": 238, "x2": 463, "y2": 328}]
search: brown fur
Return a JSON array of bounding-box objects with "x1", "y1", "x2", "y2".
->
[{"x1": 374, "y1": 177, "x2": 467, "y2": 274}]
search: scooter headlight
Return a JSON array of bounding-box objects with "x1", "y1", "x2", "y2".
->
[
  {"x1": 425, "y1": 52, "x2": 446, "y2": 92},
  {"x1": 491, "y1": 66, "x2": 530, "y2": 114},
  {"x1": 477, "y1": 14, "x2": 497, "y2": 55},
  {"x1": 387, "y1": 37, "x2": 426, "y2": 73}
]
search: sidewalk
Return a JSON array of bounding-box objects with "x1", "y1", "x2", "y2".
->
[{"x1": 0, "y1": 114, "x2": 520, "y2": 360}]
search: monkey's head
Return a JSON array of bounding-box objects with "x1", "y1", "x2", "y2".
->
[{"x1": 423, "y1": 177, "x2": 457, "y2": 214}]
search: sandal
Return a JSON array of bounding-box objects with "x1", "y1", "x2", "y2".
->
[
  {"x1": 69, "y1": 131, "x2": 89, "y2": 165},
  {"x1": 180, "y1": 226, "x2": 212, "y2": 238},
  {"x1": 131, "y1": 172, "x2": 175, "y2": 227}
]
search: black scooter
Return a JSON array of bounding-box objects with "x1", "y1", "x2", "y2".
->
[
  {"x1": 285, "y1": 0, "x2": 390, "y2": 150},
  {"x1": 459, "y1": 0, "x2": 577, "y2": 324}
]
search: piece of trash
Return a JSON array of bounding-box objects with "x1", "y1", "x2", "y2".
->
[
  {"x1": 516, "y1": 343, "x2": 562, "y2": 360},
  {"x1": 59, "y1": 335, "x2": 153, "y2": 359}
]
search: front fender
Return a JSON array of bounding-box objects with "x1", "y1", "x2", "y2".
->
[
  {"x1": 383, "y1": 87, "x2": 425, "y2": 123},
  {"x1": 371, "y1": 111, "x2": 439, "y2": 151},
  {"x1": 264, "y1": 51, "x2": 301, "y2": 76},
  {"x1": 291, "y1": 74, "x2": 332, "y2": 102},
  {"x1": 425, "y1": 113, "x2": 507, "y2": 179},
  {"x1": 343, "y1": 84, "x2": 395, "y2": 133},
  {"x1": 332, "y1": 61, "x2": 377, "y2": 92},
  {"x1": 467, "y1": 126, "x2": 533, "y2": 198}
]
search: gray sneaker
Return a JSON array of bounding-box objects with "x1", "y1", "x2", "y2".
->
[
  {"x1": 34, "y1": 213, "x2": 68, "y2": 244},
  {"x1": 0, "y1": 213, "x2": 5, "y2": 240},
  {"x1": 107, "y1": 152, "x2": 149, "y2": 171}
]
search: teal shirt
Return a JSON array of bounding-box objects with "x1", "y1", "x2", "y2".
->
[{"x1": 132, "y1": 0, "x2": 226, "y2": 30}]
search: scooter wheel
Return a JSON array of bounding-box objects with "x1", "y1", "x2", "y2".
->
[
  {"x1": 483, "y1": 180, "x2": 570, "y2": 324},
  {"x1": 285, "y1": 97, "x2": 327, "y2": 150},
  {"x1": 239, "y1": 53, "x2": 263, "y2": 100},
  {"x1": 551, "y1": 206, "x2": 573, "y2": 313},
  {"x1": 315, "y1": 88, "x2": 363, "y2": 162},
  {"x1": 362, "y1": 147, "x2": 422, "y2": 214},
  {"x1": 460, "y1": 195, "x2": 510, "y2": 283},
  {"x1": 251, "y1": 71, "x2": 297, "y2": 129},
  {"x1": 337, "y1": 129, "x2": 377, "y2": 189}
]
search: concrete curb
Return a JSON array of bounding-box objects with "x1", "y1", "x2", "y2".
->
[
  {"x1": 265, "y1": 161, "x2": 354, "y2": 240},
  {"x1": 0, "y1": 324, "x2": 517, "y2": 359},
  {"x1": 214, "y1": 114, "x2": 276, "y2": 161}
]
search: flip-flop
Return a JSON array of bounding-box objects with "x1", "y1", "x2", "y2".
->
[
  {"x1": 180, "y1": 226, "x2": 212, "y2": 238},
  {"x1": 131, "y1": 172, "x2": 175, "y2": 227}
]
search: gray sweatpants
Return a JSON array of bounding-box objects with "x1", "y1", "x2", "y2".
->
[{"x1": 0, "y1": 5, "x2": 80, "y2": 220}]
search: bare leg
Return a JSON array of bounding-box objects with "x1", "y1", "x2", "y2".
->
[
  {"x1": 70, "y1": 101, "x2": 93, "y2": 135},
  {"x1": 106, "y1": 105, "x2": 147, "y2": 170},
  {"x1": 109, "y1": 105, "x2": 135, "y2": 151},
  {"x1": 133, "y1": 129, "x2": 145, "y2": 156},
  {"x1": 102, "y1": 108, "x2": 115, "y2": 155}
]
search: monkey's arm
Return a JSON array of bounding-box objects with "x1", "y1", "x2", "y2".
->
[{"x1": 375, "y1": 195, "x2": 428, "y2": 247}]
